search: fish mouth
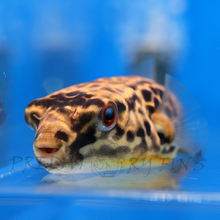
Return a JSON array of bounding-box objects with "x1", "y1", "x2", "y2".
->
[
  {"x1": 33, "y1": 143, "x2": 69, "y2": 168},
  {"x1": 34, "y1": 145, "x2": 61, "y2": 157},
  {"x1": 33, "y1": 141, "x2": 66, "y2": 162},
  {"x1": 35, "y1": 146, "x2": 60, "y2": 154}
]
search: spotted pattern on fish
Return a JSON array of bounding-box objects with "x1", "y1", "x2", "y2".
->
[{"x1": 24, "y1": 76, "x2": 181, "y2": 174}]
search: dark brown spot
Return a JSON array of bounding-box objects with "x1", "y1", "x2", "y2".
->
[
  {"x1": 95, "y1": 145, "x2": 131, "y2": 157},
  {"x1": 136, "y1": 127, "x2": 147, "y2": 147},
  {"x1": 66, "y1": 91, "x2": 93, "y2": 98},
  {"x1": 57, "y1": 108, "x2": 69, "y2": 114},
  {"x1": 150, "y1": 87, "x2": 157, "y2": 94},
  {"x1": 116, "y1": 101, "x2": 126, "y2": 113},
  {"x1": 142, "y1": 90, "x2": 152, "y2": 102},
  {"x1": 83, "y1": 99, "x2": 104, "y2": 108},
  {"x1": 55, "y1": 131, "x2": 68, "y2": 142},
  {"x1": 132, "y1": 94, "x2": 141, "y2": 103},
  {"x1": 154, "y1": 97, "x2": 160, "y2": 109},
  {"x1": 84, "y1": 94, "x2": 93, "y2": 98},
  {"x1": 136, "y1": 128, "x2": 145, "y2": 138},
  {"x1": 126, "y1": 130, "x2": 134, "y2": 142},
  {"x1": 113, "y1": 124, "x2": 124, "y2": 140},
  {"x1": 125, "y1": 94, "x2": 139, "y2": 111},
  {"x1": 146, "y1": 105, "x2": 155, "y2": 114},
  {"x1": 144, "y1": 121, "x2": 151, "y2": 136},
  {"x1": 65, "y1": 91, "x2": 80, "y2": 97},
  {"x1": 78, "y1": 112, "x2": 94, "y2": 127},
  {"x1": 70, "y1": 96, "x2": 86, "y2": 106},
  {"x1": 71, "y1": 122, "x2": 82, "y2": 133},
  {"x1": 125, "y1": 99, "x2": 134, "y2": 111},
  {"x1": 158, "y1": 132, "x2": 171, "y2": 145}
]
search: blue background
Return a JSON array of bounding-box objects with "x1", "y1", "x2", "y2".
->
[{"x1": 0, "y1": 0, "x2": 220, "y2": 219}]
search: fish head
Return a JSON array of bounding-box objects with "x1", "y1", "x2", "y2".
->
[{"x1": 24, "y1": 88, "x2": 130, "y2": 174}]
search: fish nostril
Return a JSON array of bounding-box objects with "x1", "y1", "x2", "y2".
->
[{"x1": 55, "y1": 131, "x2": 68, "y2": 142}]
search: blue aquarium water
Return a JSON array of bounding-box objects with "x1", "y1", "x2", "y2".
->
[{"x1": 0, "y1": 0, "x2": 220, "y2": 219}]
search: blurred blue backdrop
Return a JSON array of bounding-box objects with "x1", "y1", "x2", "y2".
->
[{"x1": 0, "y1": 0, "x2": 220, "y2": 219}]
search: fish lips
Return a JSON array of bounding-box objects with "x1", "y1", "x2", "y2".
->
[{"x1": 33, "y1": 141, "x2": 68, "y2": 166}]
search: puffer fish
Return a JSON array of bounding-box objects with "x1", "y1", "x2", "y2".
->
[{"x1": 24, "y1": 75, "x2": 205, "y2": 174}]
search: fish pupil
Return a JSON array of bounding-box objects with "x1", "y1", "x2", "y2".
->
[{"x1": 105, "y1": 108, "x2": 114, "y2": 121}]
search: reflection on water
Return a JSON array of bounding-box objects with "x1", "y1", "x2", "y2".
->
[
  {"x1": 37, "y1": 149, "x2": 207, "y2": 190},
  {"x1": 40, "y1": 169, "x2": 181, "y2": 190},
  {"x1": 39, "y1": 154, "x2": 194, "y2": 190}
]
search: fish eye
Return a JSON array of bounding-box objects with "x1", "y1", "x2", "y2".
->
[
  {"x1": 95, "y1": 103, "x2": 118, "y2": 132},
  {"x1": 103, "y1": 105, "x2": 116, "y2": 126}
]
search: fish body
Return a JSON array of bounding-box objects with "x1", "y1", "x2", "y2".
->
[{"x1": 24, "y1": 76, "x2": 194, "y2": 174}]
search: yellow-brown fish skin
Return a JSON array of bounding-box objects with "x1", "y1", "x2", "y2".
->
[{"x1": 24, "y1": 76, "x2": 181, "y2": 174}]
